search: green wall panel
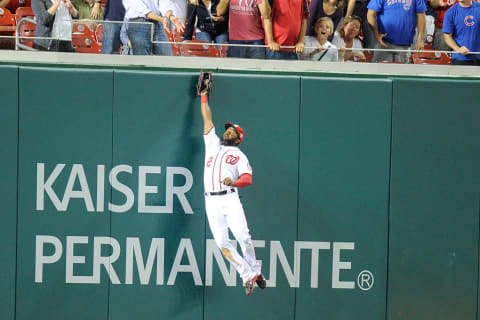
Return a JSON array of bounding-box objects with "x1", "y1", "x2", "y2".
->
[
  {"x1": 0, "y1": 66, "x2": 18, "y2": 320},
  {"x1": 297, "y1": 77, "x2": 392, "y2": 320},
  {"x1": 17, "y1": 67, "x2": 113, "y2": 320},
  {"x1": 4, "y1": 64, "x2": 480, "y2": 320},
  {"x1": 388, "y1": 79, "x2": 480, "y2": 320},
  {"x1": 108, "y1": 71, "x2": 205, "y2": 320},
  {"x1": 203, "y1": 74, "x2": 300, "y2": 320}
]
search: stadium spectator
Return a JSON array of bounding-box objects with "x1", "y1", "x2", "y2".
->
[
  {"x1": 367, "y1": 0, "x2": 426, "y2": 63},
  {"x1": 307, "y1": 0, "x2": 344, "y2": 41},
  {"x1": 266, "y1": 0, "x2": 308, "y2": 60},
  {"x1": 430, "y1": 0, "x2": 457, "y2": 50},
  {"x1": 122, "y1": 0, "x2": 185, "y2": 55},
  {"x1": 72, "y1": 0, "x2": 104, "y2": 20},
  {"x1": 216, "y1": 0, "x2": 275, "y2": 59},
  {"x1": 120, "y1": 16, "x2": 131, "y2": 54},
  {"x1": 413, "y1": 4, "x2": 436, "y2": 48},
  {"x1": 299, "y1": 17, "x2": 339, "y2": 61},
  {"x1": 332, "y1": 15, "x2": 366, "y2": 61},
  {"x1": 184, "y1": 0, "x2": 228, "y2": 46},
  {"x1": 345, "y1": 0, "x2": 375, "y2": 48},
  {"x1": 101, "y1": 0, "x2": 125, "y2": 54},
  {"x1": 443, "y1": 0, "x2": 480, "y2": 65},
  {"x1": 32, "y1": 0, "x2": 79, "y2": 52}
]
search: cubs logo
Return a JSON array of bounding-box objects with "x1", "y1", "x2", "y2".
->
[
  {"x1": 403, "y1": 0, "x2": 412, "y2": 10},
  {"x1": 225, "y1": 155, "x2": 239, "y2": 165},
  {"x1": 206, "y1": 156, "x2": 213, "y2": 167},
  {"x1": 464, "y1": 16, "x2": 475, "y2": 26}
]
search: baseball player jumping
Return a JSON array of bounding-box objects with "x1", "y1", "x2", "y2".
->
[{"x1": 196, "y1": 72, "x2": 266, "y2": 296}]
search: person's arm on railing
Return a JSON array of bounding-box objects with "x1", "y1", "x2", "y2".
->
[
  {"x1": 258, "y1": 0, "x2": 279, "y2": 51},
  {"x1": 295, "y1": 18, "x2": 307, "y2": 53},
  {"x1": 444, "y1": 32, "x2": 470, "y2": 55},
  {"x1": 367, "y1": 9, "x2": 387, "y2": 48}
]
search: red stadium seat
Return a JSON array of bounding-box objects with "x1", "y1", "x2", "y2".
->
[
  {"x1": 0, "y1": 7, "x2": 15, "y2": 30},
  {"x1": 14, "y1": 6, "x2": 35, "y2": 49},
  {"x1": 166, "y1": 28, "x2": 185, "y2": 56},
  {"x1": 6, "y1": 0, "x2": 31, "y2": 15},
  {"x1": 14, "y1": 6, "x2": 33, "y2": 24},
  {"x1": 0, "y1": 8, "x2": 15, "y2": 49},
  {"x1": 180, "y1": 40, "x2": 226, "y2": 58},
  {"x1": 363, "y1": 50, "x2": 373, "y2": 63},
  {"x1": 412, "y1": 51, "x2": 452, "y2": 65},
  {"x1": 72, "y1": 22, "x2": 101, "y2": 53},
  {"x1": 16, "y1": 19, "x2": 35, "y2": 48}
]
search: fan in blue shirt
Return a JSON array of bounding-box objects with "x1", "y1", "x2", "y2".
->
[
  {"x1": 367, "y1": 0, "x2": 427, "y2": 45},
  {"x1": 442, "y1": 0, "x2": 480, "y2": 64}
]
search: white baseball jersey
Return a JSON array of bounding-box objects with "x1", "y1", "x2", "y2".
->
[
  {"x1": 203, "y1": 127, "x2": 252, "y2": 193},
  {"x1": 202, "y1": 126, "x2": 260, "y2": 283}
]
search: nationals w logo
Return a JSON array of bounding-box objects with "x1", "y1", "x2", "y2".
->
[{"x1": 225, "y1": 155, "x2": 239, "y2": 165}]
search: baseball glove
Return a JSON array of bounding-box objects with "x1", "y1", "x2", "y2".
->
[{"x1": 196, "y1": 71, "x2": 213, "y2": 96}]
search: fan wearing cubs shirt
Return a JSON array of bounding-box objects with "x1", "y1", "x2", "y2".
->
[
  {"x1": 442, "y1": 0, "x2": 480, "y2": 65},
  {"x1": 198, "y1": 83, "x2": 266, "y2": 296}
]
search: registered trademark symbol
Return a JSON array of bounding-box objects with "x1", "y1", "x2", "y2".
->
[{"x1": 357, "y1": 270, "x2": 374, "y2": 290}]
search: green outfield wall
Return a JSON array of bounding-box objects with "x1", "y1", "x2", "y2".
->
[{"x1": 0, "y1": 65, "x2": 479, "y2": 320}]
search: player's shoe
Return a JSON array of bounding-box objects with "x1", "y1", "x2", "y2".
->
[
  {"x1": 255, "y1": 274, "x2": 266, "y2": 290},
  {"x1": 245, "y1": 275, "x2": 258, "y2": 296}
]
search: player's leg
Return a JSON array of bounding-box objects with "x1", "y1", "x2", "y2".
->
[
  {"x1": 205, "y1": 197, "x2": 253, "y2": 283},
  {"x1": 224, "y1": 195, "x2": 261, "y2": 277},
  {"x1": 225, "y1": 196, "x2": 266, "y2": 292}
]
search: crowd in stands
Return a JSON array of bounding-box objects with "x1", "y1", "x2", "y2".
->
[{"x1": 0, "y1": 0, "x2": 479, "y2": 64}]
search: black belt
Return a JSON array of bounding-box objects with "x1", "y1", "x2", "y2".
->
[{"x1": 205, "y1": 189, "x2": 236, "y2": 196}]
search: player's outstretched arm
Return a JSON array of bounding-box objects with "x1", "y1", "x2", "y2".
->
[{"x1": 201, "y1": 93, "x2": 214, "y2": 134}]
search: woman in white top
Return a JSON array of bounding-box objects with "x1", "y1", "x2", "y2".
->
[
  {"x1": 332, "y1": 15, "x2": 366, "y2": 62},
  {"x1": 299, "y1": 17, "x2": 338, "y2": 62}
]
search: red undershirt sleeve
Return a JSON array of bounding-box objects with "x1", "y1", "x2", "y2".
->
[{"x1": 234, "y1": 173, "x2": 252, "y2": 188}]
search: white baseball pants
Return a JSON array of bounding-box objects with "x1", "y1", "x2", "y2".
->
[{"x1": 205, "y1": 192, "x2": 260, "y2": 283}]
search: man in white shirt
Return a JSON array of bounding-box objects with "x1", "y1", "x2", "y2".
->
[{"x1": 122, "y1": 0, "x2": 184, "y2": 55}]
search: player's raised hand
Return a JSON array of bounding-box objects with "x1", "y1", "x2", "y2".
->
[{"x1": 221, "y1": 178, "x2": 235, "y2": 186}]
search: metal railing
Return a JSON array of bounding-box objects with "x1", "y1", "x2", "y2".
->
[{"x1": 15, "y1": 16, "x2": 37, "y2": 51}]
